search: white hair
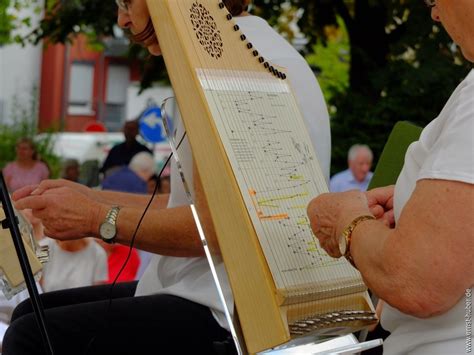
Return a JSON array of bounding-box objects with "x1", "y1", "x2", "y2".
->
[
  {"x1": 348, "y1": 144, "x2": 373, "y2": 161},
  {"x1": 129, "y1": 152, "x2": 155, "y2": 175}
]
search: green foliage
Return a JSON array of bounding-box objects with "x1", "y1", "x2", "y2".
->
[
  {"x1": 0, "y1": 89, "x2": 61, "y2": 178},
  {"x1": 6, "y1": 0, "x2": 473, "y2": 177},
  {"x1": 0, "y1": 0, "x2": 43, "y2": 45},
  {"x1": 306, "y1": 17, "x2": 350, "y2": 104}
]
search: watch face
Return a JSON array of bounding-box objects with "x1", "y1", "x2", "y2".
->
[
  {"x1": 100, "y1": 222, "x2": 116, "y2": 240},
  {"x1": 338, "y1": 235, "x2": 347, "y2": 256}
]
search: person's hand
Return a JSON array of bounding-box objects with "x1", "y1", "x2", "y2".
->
[
  {"x1": 307, "y1": 190, "x2": 372, "y2": 258},
  {"x1": 14, "y1": 186, "x2": 107, "y2": 241},
  {"x1": 12, "y1": 179, "x2": 94, "y2": 202},
  {"x1": 365, "y1": 186, "x2": 395, "y2": 227}
]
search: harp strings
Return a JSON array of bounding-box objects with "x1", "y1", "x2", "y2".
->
[{"x1": 175, "y1": 0, "x2": 358, "y2": 324}]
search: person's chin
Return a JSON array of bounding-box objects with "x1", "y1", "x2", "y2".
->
[
  {"x1": 460, "y1": 46, "x2": 474, "y2": 63},
  {"x1": 147, "y1": 42, "x2": 162, "y2": 56}
]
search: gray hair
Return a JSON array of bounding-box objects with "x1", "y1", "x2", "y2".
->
[
  {"x1": 348, "y1": 144, "x2": 373, "y2": 161},
  {"x1": 129, "y1": 152, "x2": 155, "y2": 175}
]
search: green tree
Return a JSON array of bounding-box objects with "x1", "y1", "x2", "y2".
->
[{"x1": 10, "y1": 0, "x2": 473, "y2": 174}]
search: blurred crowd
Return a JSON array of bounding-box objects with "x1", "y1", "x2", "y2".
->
[{"x1": 0, "y1": 120, "x2": 170, "y2": 344}]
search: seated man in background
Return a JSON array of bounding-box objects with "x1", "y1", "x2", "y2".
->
[
  {"x1": 330, "y1": 144, "x2": 373, "y2": 192},
  {"x1": 100, "y1": 120, "x2": 153, "y2": 178},
  {"x1": 102, "y1": 152, "x2": 155, "y2": 194}
]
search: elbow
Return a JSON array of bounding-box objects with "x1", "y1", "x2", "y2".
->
[{"x1": 386, "y1": 286, "x2": 452, "y2": 318}]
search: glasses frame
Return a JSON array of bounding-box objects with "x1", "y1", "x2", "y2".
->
[
  {"x1": 424, "y1": 0, "x2": 436, "y2": 8},
  {"x1": 115, "y1": 0, "x2": 130, "y2": 12}
]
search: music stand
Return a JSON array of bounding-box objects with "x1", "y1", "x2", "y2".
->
[{"x1": 0, "y1": 171, "x2": 54, "y2": 354}]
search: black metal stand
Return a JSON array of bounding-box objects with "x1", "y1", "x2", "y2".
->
[{"x1": 0, "y1": 171, "x2": 54, "y2": 354}]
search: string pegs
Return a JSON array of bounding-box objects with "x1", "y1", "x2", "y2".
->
[
  {"x1": 246, "y1": 42, "x2": 253, "y2": 49},
  {"x1": 233, "y1": 24, "x2": 240, "y2": 31},
  {"x1": 252, "y1": 50, "x2": 259, "y2": 57},
  {"x1": 258, "y1": 57, "x2": 265, "y2": 63},
  {"x1": 218, "y1": 2, "x2": 225, "y2": 9},
  {"x1": 240, "y1": 34, "x2": 246, "y2": 41},
  {"x1": 226, "y1": 14, "x2": 233, "y2": 20}
]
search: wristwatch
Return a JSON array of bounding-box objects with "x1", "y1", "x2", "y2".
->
[
  {"x1": 338, "y1": 215, "x2": 375, "y2": 268},
  {"x1": 99, "y1": 206, "x2": 121, "y2": 244}
]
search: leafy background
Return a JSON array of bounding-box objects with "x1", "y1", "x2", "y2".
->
[{"x1": 1, "y1": 0, "x2": 472, "y2": 175}]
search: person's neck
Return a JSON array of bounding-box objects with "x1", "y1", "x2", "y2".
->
[
  {"x1": 16, "y1": 159, "x2": 36, "y2": 168},
  {"x1": 125, "y1": 139, "x2": 137, "y2": 147}
]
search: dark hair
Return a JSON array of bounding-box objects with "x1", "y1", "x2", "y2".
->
[
  {"x1": 16, "y1": 137, "x2": 38, "y2": 160},
  {"x1": 223, "y1": 0, "x2": 249, "y2": 16}
]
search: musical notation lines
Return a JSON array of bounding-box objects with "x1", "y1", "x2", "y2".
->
[{"x1": 202, "y1": 78, "x2": 341, "y2": 288}]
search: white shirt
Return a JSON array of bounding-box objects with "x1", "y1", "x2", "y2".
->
[
  {"x1": 40, "y1": 238, "x2": 108, "y2": 292},
  {"x1": 382, "y1": 70, "x2": 474, "y2": 354},
  {"x1": 135, "y1": 15, "x2": 332, "y2": 331}
]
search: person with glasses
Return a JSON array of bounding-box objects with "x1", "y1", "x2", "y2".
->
[
  {"x1": 2, "y1": 0, "x2": 331, "y2": 354},
  {"x1": 307, "y1": 1, "x2": 473, "y2": 354}
]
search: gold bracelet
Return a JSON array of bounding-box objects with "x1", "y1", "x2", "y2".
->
[{"x1": 339, "y1": 215, "x2": 375, "y2": 269}]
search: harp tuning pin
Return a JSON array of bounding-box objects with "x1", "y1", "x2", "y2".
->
[
  {"x1": 226, "y1": 14, "x2": 233, "y2": 20},
  {"x1": 281, "y1": 73, "x2": 287, "y2": 80},
  {"x1": 264, "y1": 62, "x2": 269, "y2": 69},
  {"x1": 218, "y1": 2, "x2": 225, "y2": 9},
  {"x1": 252, "y1": 50, "x2": 258, "y2": 57},
  {"x1": 233, "y1": 25, "x2": 239, "y2": 31},
  {"x1": 258, "y1": 57, "x2": 265, "y2": 63},
  {"x1": 246, "y1": 42, "x2": 253, "y2": 49},
  {"x1": 240, "y1": 34, "x2": 246, "y2": 41}
]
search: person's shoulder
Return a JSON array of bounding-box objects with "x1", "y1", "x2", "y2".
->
[
  {"x1": 2, "y1": 161, "x2": 16, "y2": 172},
  {"x1": 459, "y1": 70, "x2": 474, "y2": 100},
  {"x1": 36, "y1": 161, "x2": 49, "y2": 171},
  {"x1": 108, "y1": 142, "x2": 125, "y2": 153},
  {"x1": 330, "y1": 169, "x2": 351, "y2": 182},
  {"x1": 137, "y1": 142, "x2": 153, "y2": 153}
]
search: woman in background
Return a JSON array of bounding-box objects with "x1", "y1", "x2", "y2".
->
[{"x1": 3, "y1": 138, "x2": 49, "y2": 192}]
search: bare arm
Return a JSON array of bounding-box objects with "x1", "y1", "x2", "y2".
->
[
  {"x1": 13, "y1": 180, "x2": 169, "y2": 210},
  {"x1": 308, "y1": 179, "x2": 474, "y2": 318},
  {"x1": 13, "y1": 167, "x2": 219, "y2": 257},
  {"x1": 96, "y1": 189, "x2": 169, "y2": 210},
  {"x1": 351, "y1": 179, "x2": 473, "y2": 317}
]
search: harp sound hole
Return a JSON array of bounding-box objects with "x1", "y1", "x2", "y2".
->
[{"x1": 190, "y1": 2, "x2": 224, "y2": 59}]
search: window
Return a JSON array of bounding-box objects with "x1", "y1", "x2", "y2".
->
[
  {"x1": 104, "y1": 64, "x2": 129, "y2": 131},
  {"x1": 68, "y1": 62, "x2": 94, "y2": 115}
]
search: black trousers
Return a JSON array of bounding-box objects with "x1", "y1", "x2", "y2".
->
[{"x1": 2, "y1": 282, "x2": 230, "y2": 355}]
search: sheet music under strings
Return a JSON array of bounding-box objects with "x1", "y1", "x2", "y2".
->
[{"x1": 175, "y1": 0, "x2": 366, "y2": 316}]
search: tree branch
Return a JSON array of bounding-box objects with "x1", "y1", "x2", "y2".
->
[{"x1": 334, "y1": 0, "x2": 355, "y2": 36}]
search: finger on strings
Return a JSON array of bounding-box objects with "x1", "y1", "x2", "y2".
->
[
  {"x1": 11, "y1": 185, "x2": 39, "y2": 201},
  {"x1": 31, "y1": 179, "x2": 68, "y2": 196},
  {"x1": 14, "y1": 195, "x2": 49, "y2": 211}
]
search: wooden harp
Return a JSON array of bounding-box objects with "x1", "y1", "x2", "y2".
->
[{"x1": 147, "y1": 0, "x2": 376, "y2": 353}]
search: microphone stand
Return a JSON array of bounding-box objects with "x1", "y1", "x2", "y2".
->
[{"x1": 0, "y1": 172, "x2": 54, "y2": 354}]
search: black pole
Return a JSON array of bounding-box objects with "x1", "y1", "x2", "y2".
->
[{"x1": 0, "y1": 171, "x2": 54, "y2": 354}]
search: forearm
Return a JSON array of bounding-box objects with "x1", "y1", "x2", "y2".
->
[
  {"x1": 93, "y1": 203, "x2": 206, "y2": 257},
  {"x1": 350, "y1": 220, "x2": 461, "y2": 318},
  {"x1": 95, "y1": 190, "x2": 169, "y2": 209},
  {"x1": 350, "y1": 220, "x2": 399, "y2": 300}
]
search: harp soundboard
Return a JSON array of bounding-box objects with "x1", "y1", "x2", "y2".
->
[{"x1": 147, "y1": 0, "x2": 376, "y2": 352}]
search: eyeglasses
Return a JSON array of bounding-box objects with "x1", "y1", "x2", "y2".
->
[
  {"x1": 116, "y1": 0, "x2": 131, "y2": 12},
  {"x1": 424, "y1": 0, "x2": 436, "y2": 8}
]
